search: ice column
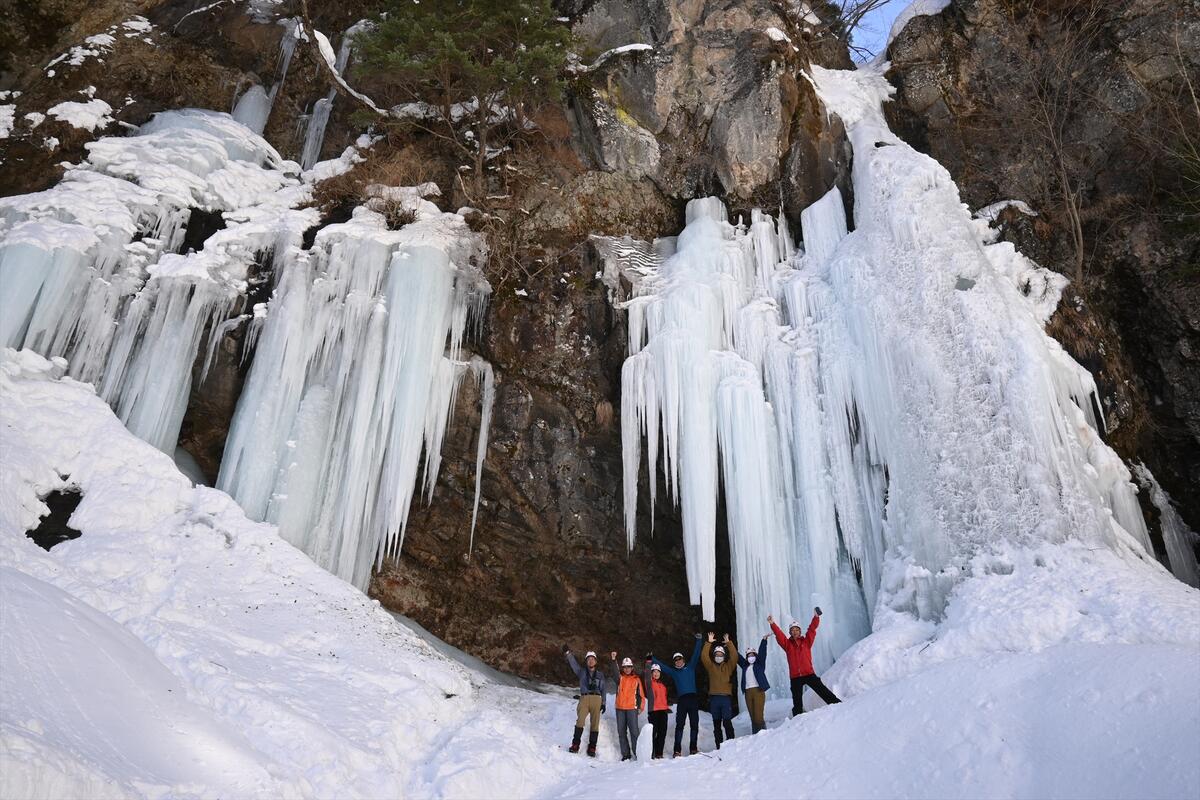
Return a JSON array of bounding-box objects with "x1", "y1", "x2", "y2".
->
[{"x1": 218, "y1": 201, "x2": 492, "y2": 589}]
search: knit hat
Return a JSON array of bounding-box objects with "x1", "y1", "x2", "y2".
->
[
  {"x1": 585, "y1": 651, "x2": 597, "y2": 660},
  {"x1": 621, "y1": 657, "x2": 633, "y2": 667},
  {"x1": 672, "y1": 652, "x2": 684, "y2": 661}
]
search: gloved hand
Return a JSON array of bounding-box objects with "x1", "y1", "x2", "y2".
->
[
  {"x1": 694, "y1": 632, "x2": 702, "y2": 639},
  {"x1": 601, "y1": 704, "x2": 607, "y2": 714},
  {"x1": 561, "y1": 644, "x2": 570, "y2": 654},
  {"x1": 644, "y1": 652, "x2": 653, "y2": 662},
  {"x1": 814, "y1": 606, "x2": 823, "y2": 616}
]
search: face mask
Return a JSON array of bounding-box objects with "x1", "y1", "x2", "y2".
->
[
  {"x1": 714, "y1": 655, "x2": 725, "y2": 664},
  {"x1": 747, "y1": 654, "x2": 756, "y2": 664}
]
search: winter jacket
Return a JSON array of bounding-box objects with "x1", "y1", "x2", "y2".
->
[
  {"x1": 565, "y1": 651, "x2": 608, "y2": 696},
  {"x1": 738, "y1": 637, "x2": 771, "y2": 693},
  {"x1": 610, "y1": 662, "x2": 644, "y2": 712},
  {"x1": 650, "y1": 637, "x2": 703, "y2": 696},
  {"x1": 643, "y1": 666, "x2": 670, "y2": 712},
  {"x1": 771, "y1": 616, "x2": 820, "y2": 678},
  {"x1": 700, "y1": 640, "x2": 739, "y2": 696}
]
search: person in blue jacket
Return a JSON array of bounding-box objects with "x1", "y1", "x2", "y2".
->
[
  {"x1": 650, "y1": 633, "x2": 703, "y2": 757},
  {"x1": 738, "y1": 635, "x2": 771, "y2": 733}
]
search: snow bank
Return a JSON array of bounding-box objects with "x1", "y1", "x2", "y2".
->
[
  {"x1": 553, "y1": 643, "x2": 1200, "y2": 800},
  {"x1": 46, "y1": 99, "x2": 114, "y2": 131},
  {"x1": 0, "y1": 350, "x2": 574, "y2": 800}
]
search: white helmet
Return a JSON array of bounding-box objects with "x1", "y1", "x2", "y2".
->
[
  {"x1": 713, "y1": 646, "x2": 726, "y2": 655},
  {"x1": 788, "y1": 621, "x2": 802, "y2": 632},
  {"x1": 651, "y1": 663, "x2": 662, "y2": 674},
  {"x1": 585, "y1": 651, "x2": 597, "y2": 660},
  {"x1": 621, "y1": 657, "x2": 633, "y2": 667},
  {"x1": 672, "y1": 652, "x2": 684, "y2": 661}
]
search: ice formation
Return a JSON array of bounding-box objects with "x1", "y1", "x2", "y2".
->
[
  {"x1": 1, "y1": 107, "x2": 493, "y2": 589},
  {"x1": 217, "y1": 187, "x2": 493, "y2": 589},
  {"x1": 610, "y1": 63, "x2": 1159, "y2": 686},
  {"x1": 1133, "y1": 464, "x2": 1200, "y2": 588},
  {"x1": 300, "y1": 23, "x2": 367, "y2": 170},
  {"x1": 0, "y1": 109, "x2": 305, "y2": 453}
]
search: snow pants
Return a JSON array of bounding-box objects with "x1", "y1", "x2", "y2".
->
[
  {"x1": 744, "y1": 687, "x2": 766, "y2": 733},
  {"x1": 615, "y1": 708, "x2": 639, "y2": 759},
  {"x1": 790, "y1": 674, "x2": 841, "y2": 716},
  {"x1": 673, "y1": 693, "x2": 700, "y2": 753},
  {"x1": 576, "y1": 694, "x2": 603, "y2": 731},
  {"x1": 648, "y1": 710, "x2": 669, "y2": 758},
  {"x1": 709, "y1": 694, "x2": 735, "y2": 745}
]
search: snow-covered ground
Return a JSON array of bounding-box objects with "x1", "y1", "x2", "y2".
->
[{"x1": 3, "y1": 349, "x2": 1198, "y2": 799}]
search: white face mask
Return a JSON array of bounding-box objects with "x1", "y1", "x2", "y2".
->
[
  {"x1": 714, "y1": 655, "x2": 725, "y2": 664},
  {"x1": 747, "y1": 654, "x2": 756, "y2": 664}
]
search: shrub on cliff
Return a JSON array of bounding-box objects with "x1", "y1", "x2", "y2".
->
[{"x1": 354, "y1": 0, "x2": 573, "y2": 201}]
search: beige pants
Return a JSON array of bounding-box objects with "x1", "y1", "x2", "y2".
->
[
  {"x1": 745, "y1": 687, "x2": 766, "y2": 730},
  {"x1": 576, "y1": 694, "x2": 602, "y2": 732}
]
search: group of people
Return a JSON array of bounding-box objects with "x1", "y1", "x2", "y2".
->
[{"x1": 561, "y1": 607, "x2": 842, "y2": 760}]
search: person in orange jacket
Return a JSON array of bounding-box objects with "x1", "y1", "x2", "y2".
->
[
  {"x1": 769, "y1": 608, "x2": 842, "y2": 716},
  {"x1": 643, "y1": 658, "x2": 671, "y2": 759},
  {"x1": 609, "y1": 652, "x2": 645, "y2": 761}
]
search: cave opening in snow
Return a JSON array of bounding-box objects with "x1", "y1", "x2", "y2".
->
[{"x1": 26, "y1": 488, "x2": 82, "y2": 551}]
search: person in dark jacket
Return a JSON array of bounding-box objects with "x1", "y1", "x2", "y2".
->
[
  {"x1": 769, "y1": 609, "x2": 841, "y2": 716},
  {"x1": 643, "y1": 659, "x2": 671, "y2": 759},
  {"x1": 738, "y1": 635, "x2": 771, "y2": 733},
  {"x1": 700, "y1": 632, "x2": 738, "y2": 749},
  {"x1": 562, "y1": 645, "x2": 607, "y2": 756},
  {"x1": 650, "y1": 634, "x2": 703, "y2": 757}
]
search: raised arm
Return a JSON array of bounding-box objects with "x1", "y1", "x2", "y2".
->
[
  {"x1": 687, "y1": 635, "x2": 704, "y2": 669},
  {"x1": 770, "y1": 620, "x2": 788, "y2": 650},
  {"x1": 804, "y1": 614, "x2": 820, "y2": 646},
  {"x1": 700, "y1": 640, "x2": 714, "y2": 670},
  {"x1": 757, "y1": 636, "x2": 769, "y2": 661},
  {"x1": 565, "y1": 649, "x2": 582, "y2": 677}
]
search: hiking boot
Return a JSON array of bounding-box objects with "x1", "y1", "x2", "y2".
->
[
  {"x1": 587, "y1": 730, "x2": 599, "y2": 758},
  {"x1": 689, "y1": 746, "x2": 699, "y2": 755},
  {"x1": 672, "y1": 750, "x2": 682, "y2": 758},
  {"x1": 568, "y1": 725, "x2": 583, "y2": 754}
]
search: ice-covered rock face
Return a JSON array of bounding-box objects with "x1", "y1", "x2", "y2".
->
[
  {"x1": 612, "y1": 64, "x2": 1160, "y2": 684},
  {"x1": 0, "y1": 110, "x2": 310, "y2": 454}
]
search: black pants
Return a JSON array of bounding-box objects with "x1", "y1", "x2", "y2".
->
[
  {"x1": 673, "y1": 693, "x2": 700, "y2": 752},
  {"x1": 648, "y1": 710, "x2": 669, "y2": 758},
  {"x1": 790, "y1": 674, "x2": 841, "y2": 716}
]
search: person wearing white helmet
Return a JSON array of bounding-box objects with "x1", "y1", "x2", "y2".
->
[
  {"x1": 562, "y1": 644, "x2": 607, "y2": 756},
  {"x1": 700, "y1": 631, "x2": 738, "y2": 749},
  {"x1": 768, "y1": 609, "x2": 842, "y2": 716},
  {"x1": 643, "y1": 658, "x2": 671, "y2": 759},
  {"x1": 609, "y1": 652, "x2": 645, "y2": 761}
]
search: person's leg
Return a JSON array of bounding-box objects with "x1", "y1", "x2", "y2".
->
[
  {"x1": 687, "y1": 698, "x2": 700, "y2": 753},
  {"x1": 624, "y1": 710, "x2": 633, "y2": 762},
  {"x1": 571, "y1": 699, "x2": 586, "y2": 752},
  {"x1": 673, "y1": 699, "x2": 687, "y2": 754},
  {"x1": 808, "y1": 675, "x2": 842, "y2": 705},
  {"x1": 628, "y1": 711, "x2": 640, "y2": 759},
  {"x1": 586, "y1": 695, "x2": 602, "y2": 732},
  {"x1": 790, "y1": 676, "x2": 805, "y2": 716},
  {"x1": 651, "y1": 711, "x2": 667, "y2": 757},
  {"x1": 747, "y1": 688, "x2": 766, "y2": 733}
]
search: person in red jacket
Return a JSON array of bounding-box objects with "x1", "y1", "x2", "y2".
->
[
  {"x1": 643, "y1": 659, "x2": 671, "y2": 759},
  {"x1": 769, "y1": 608, "x2": 842, "y2": 716}
]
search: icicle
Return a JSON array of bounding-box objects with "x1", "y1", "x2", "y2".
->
[
  {"x1": 232, "y1": 85, "x2": 272, "y2": 135},
  {"x1": 299, "y1": 24, "x2": 359, "y2": 170},
  {"x1": 1133, "y1": 464, "x2": 1200, "y2": 587},
  {"x1": 218, "y1": 200, "x2": 492, "y2": 590}
]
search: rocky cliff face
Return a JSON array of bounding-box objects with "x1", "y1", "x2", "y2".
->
[{"x1": 884, "y1": 0, "x2": 1200, "y2": 554}]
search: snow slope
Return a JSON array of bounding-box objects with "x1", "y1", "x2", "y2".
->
[{"x1": 0, "y1": 349, "x2": 588, "y2": 799}]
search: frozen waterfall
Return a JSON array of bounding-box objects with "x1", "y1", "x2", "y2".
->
[
  {"x1": 217, "y1": 188, "x2": 493, "y2": 589},
  {"x1": 1, "y1": 111, "x2": 494, "y2": 592},
  {"x1": 0, "y1": 109, "x2": 304, "y2": 453},
  {"x1": 609, "y1": 64, "x2": 1157, "y2": 685}
]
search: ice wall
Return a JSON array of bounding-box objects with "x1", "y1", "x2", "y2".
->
[
  {"x1": 1133, "y1": 464, "x2": 1200, "y2": 588},
  {"x1": 613, "y1": 63, "x2": 1157, "y2": 683},
  {"x1": 299, "y1": 23, "x2": 363, "y2": 170},
  {"x1": 217, "y1": 188, "x2": 492, "y2": 589},
  {"x1": 0, "y1": 109, "x2": 305, "y2": 453}
]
